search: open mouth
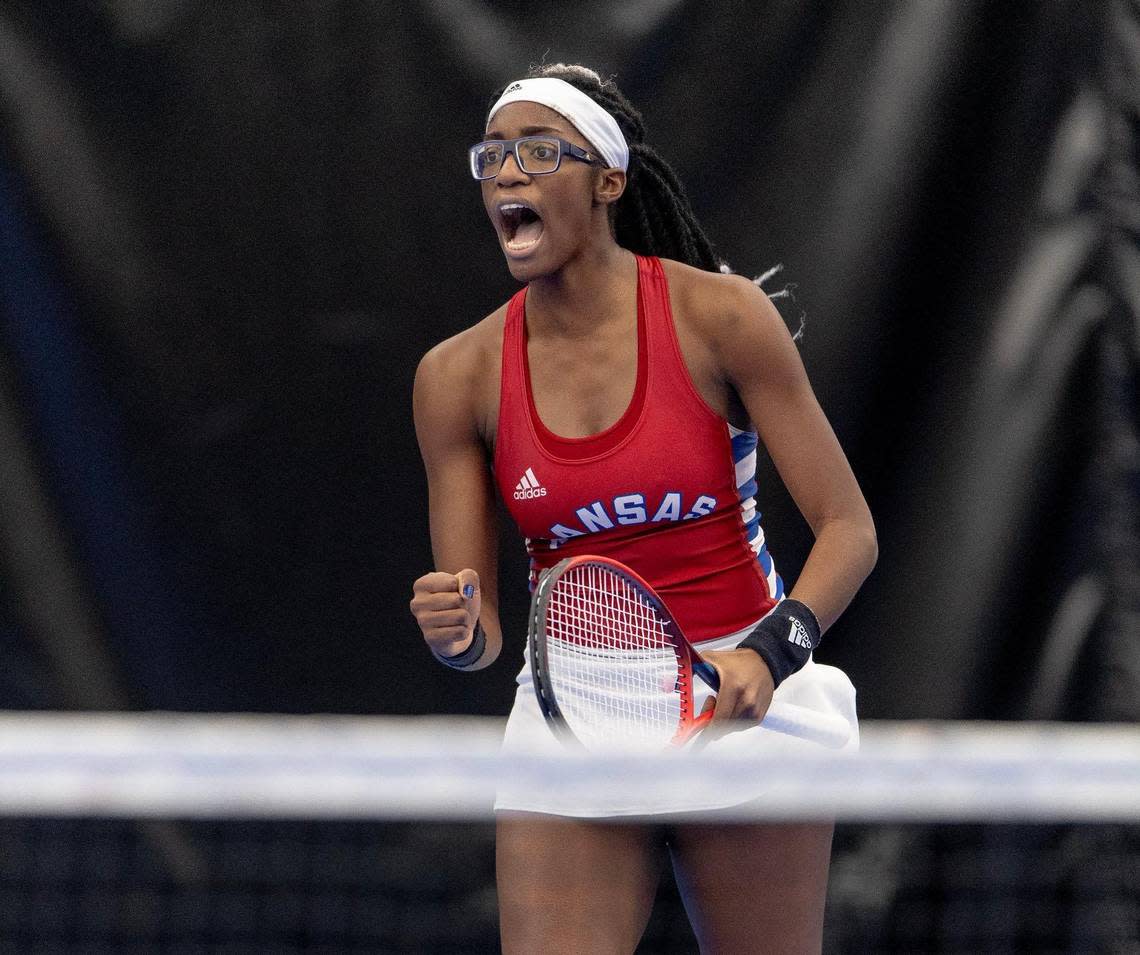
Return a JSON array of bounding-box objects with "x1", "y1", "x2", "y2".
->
[{"x1": 498, "y1": 202, "x2": 544, "y2": 253}]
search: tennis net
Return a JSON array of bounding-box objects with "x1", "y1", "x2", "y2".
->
[{"x1": 2, "y1": 714, "x2": 1138, "y2": 952}]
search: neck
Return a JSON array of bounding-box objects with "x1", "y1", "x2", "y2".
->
[{"x1": 526, "y1": 241, "x2": 637, "y2": 338}]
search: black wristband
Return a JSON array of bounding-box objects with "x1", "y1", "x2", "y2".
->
[
  {"x1": 738, "y1": 599, "x2": 822, "y2": 688},
  {"x1": 433, "y1": 621, "x2": 486, "y2": 670}
]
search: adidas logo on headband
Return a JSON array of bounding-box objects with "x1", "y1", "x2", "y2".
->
[{"x1": 506, "y1": 82, "x2": 523, "y2": 93}]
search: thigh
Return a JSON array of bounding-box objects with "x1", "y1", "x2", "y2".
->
[
  {"x1": 496, "y1": 812, "x2": 665, "y2": 955},
  {"x1": 668, "y1": 820, "x2": 834, "y2": 955}
]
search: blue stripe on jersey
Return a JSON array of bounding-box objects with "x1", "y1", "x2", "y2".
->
[
  {"x1": 729, "y1": 423, "x2": 781, "y2": 601},
  {"x1": 743, "y1": 514, "x2": 760, "y2": 543},
  {"x1": 730, "y1": 428, "x2": 758, "y2": 462}
]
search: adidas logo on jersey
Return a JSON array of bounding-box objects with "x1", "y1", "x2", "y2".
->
[
  {"x1": 513, "y1": 467, "x2": 547, "y2": 500},
  {"x1": 787, "y1": 617, "x2": 814, "y2": 649}
]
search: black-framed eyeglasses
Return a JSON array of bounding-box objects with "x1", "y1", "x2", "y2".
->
[{"x1": 468, "y1": 136, "x2": 601, "y2": 180}]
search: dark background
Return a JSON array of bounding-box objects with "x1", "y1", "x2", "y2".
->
[
  {"x1": 1, "y1": 1, "x2": 1137, "y2": 720},
  {"x1": 2, "y1": 3, "x2": 1139, "y2": 952}
]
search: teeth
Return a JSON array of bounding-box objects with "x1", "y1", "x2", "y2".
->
[{"x1": 497, "y1": 201, "x2": 542, "y2": 254}]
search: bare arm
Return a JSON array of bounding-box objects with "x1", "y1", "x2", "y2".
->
[
  {"x1": 409, "y1": 330, "x2": 502, "y2": 670},
  {"x1": 700, "y1": 276, "x2": 877, "y2": 722},
  {"x1": 718, "y1": 279, "x2": 878, "y2": 631}
]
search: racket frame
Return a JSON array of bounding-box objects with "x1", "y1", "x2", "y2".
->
[{"x1": 527, "y1": 555, "x2": 721, "y2": 748}]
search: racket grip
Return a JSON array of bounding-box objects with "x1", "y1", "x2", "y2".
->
[{"x1": 692, "y1": 659, "x2": 720, "y2": 691}]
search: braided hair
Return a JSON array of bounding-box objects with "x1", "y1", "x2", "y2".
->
[{"x1": 488, "y1": 64, "x2": 724, "y2": 273}]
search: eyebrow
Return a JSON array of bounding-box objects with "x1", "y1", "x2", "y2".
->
[{"x1": 484, "y1": 124, "x2": 565, "y2": 139}]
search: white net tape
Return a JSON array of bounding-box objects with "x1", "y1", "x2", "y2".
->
[{"x1": 2, "y1": 714, "x2": 1139, "y2": 822}]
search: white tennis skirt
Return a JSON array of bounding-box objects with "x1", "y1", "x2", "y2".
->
[{"x1": 493, "y1": 620, "x2": 859, "y2": 818}]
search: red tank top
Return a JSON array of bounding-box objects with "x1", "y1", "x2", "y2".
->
[{"x1": 493, "y1": 254, "x2": 782, "y2": 642}]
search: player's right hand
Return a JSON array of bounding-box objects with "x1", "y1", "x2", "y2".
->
[{"x1": 410, "y1": 569, "x2": 482, "y2": 658}]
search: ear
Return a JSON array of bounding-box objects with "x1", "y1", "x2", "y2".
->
[{"x1": 593, "y1": 167, "x2": 627, "y2": 206}]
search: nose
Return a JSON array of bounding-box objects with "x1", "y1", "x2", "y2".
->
[{"x1": 494, "y1": 149, "x2": 529, "y2": 186}]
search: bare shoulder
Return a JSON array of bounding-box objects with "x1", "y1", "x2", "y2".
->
[
  {"x1": 414, "y1": 303, "x2": 508, "y2": 444},
  {"x1": 417, "y1": 303, "x2": 506, "y2": 382},
  {"x1": 658, "y1": 257, "x2": 788, "y2": 355}
]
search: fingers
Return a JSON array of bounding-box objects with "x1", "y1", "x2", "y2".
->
[
  {"x1": 410, "y1": 569, "x2": 482, "y2": 656},
  {"x1": 413, "y1": 571, "x2": 469, "y2": 595},
  {"x1": 410, "y1": 570, "x2": 480, "y2": 604},
  {"x1": 698, "y1": 649, "x2": 774, "y2": 728},
  {"x1": 454, "y1": 569, "x2": 482, "y2": 633},
  {"x1": 454, "y1": 568, "x2": 480, "y2": 602}
]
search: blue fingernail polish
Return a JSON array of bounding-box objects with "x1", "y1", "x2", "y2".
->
[{"x1": 463, "y1": 584, "x2": 474, "y2": 598}]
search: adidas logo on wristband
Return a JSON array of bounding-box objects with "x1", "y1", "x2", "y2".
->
[{"x1": 787, "y1": 617, "x2": 814, "y2": 649}]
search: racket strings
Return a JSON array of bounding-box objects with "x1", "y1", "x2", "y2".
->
[{"x1": 544, "y1": 564, "x2": 683, "y2": 746}]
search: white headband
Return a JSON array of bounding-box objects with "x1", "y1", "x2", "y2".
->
[{"x1": 487, "y1": 77, "x2": 629, "y2": 172}]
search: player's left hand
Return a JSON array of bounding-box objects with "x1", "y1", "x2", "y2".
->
[{"x1": 698, "y1": 648, "x2": 776, "y2": 738}]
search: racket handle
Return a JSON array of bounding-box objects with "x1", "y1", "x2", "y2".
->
[
  {"x1": 692, "y1": 659, "x2": 720, "y2": 691},
  {"x1": 685, "y1": 701, "x2": 851, "y2": 750},
  {"x1": 761, "y1": 700, "x2": 852, "y2": 749}
]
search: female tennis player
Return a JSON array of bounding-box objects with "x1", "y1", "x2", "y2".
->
[{"x1": 410, "y1": 64, "x2": 876, "y2": 954}]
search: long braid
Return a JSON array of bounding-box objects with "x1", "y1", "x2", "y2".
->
[
  {"x1": 626, "y1": 143, "x2": 720, "y2": 268},
  {"x1": 525, "y1": 64, "x2": 723, "y2": 272}
]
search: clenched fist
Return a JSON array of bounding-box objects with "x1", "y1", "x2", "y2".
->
[{"x1": 409, "y1": 568, "x2": 481, "y2": 658}]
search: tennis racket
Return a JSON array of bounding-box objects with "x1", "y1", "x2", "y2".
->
[
  {"x1": 527, "y1": 555, "x2": 852, "y2": 752},
  {"x1": 528, "y1": 555, "x2": 717, "y2": 750}
]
